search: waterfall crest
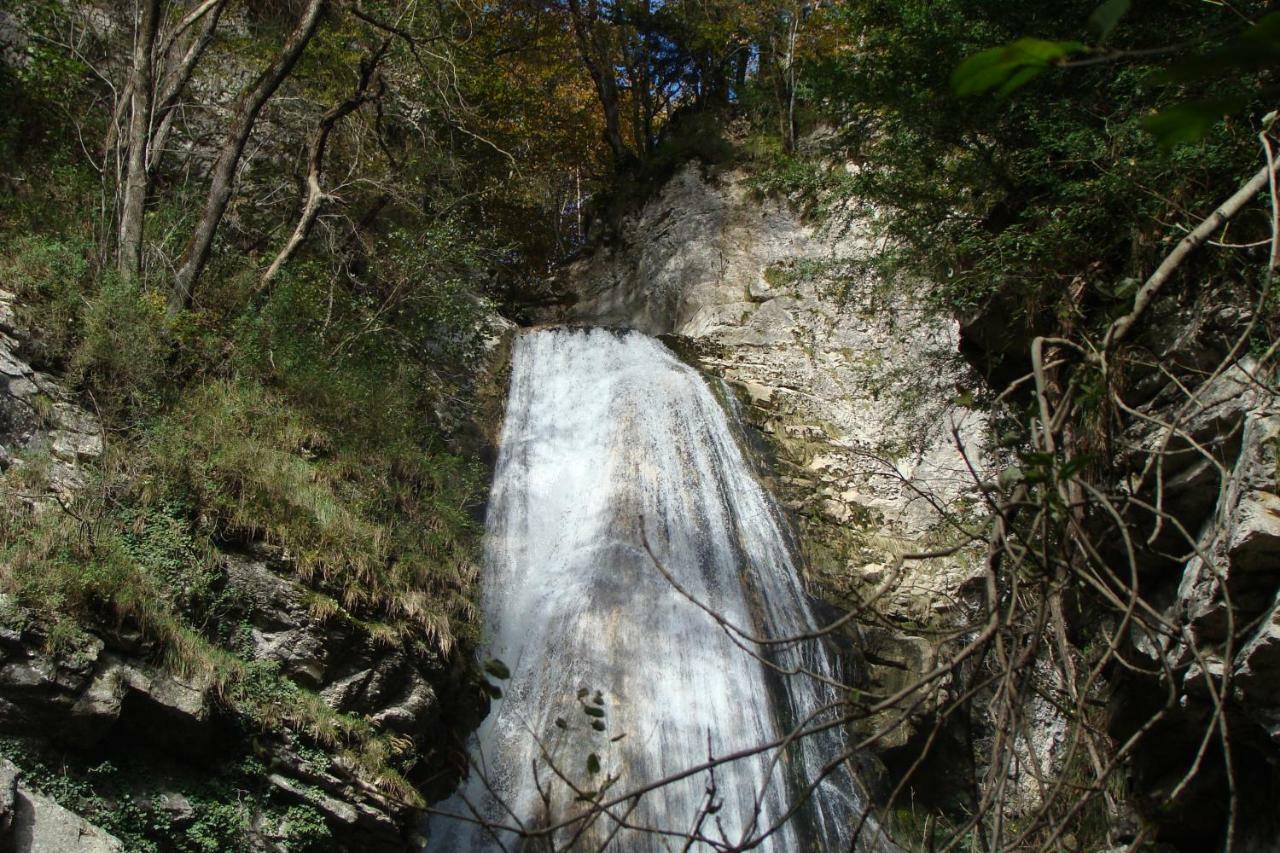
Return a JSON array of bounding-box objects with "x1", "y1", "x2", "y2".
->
[{"x1": 430, "y1": 328, "x2": 888, "y2": 851}]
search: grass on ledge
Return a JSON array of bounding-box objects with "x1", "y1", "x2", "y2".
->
[{"x1": 0, "y1": 491, "x2": 423, "y2": 805}]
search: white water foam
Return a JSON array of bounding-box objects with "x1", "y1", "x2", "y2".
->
[{"x1": 429, "y1": 328, "x2": 891, "y2": 851}]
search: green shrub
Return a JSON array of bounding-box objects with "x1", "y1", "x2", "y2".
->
[
  {"x1": 182, "y1": 800, "x2": 251, "y2": 852},
  {"x1": 71, "y1": 277, "x2": 169, "y2": 420},
  {"x1": 280, "y1": 804, "x2": 334, "y2": 852},
  {"x1": 0, "y1": 234, "x2": 91, "y2": 366},
  {"x1": 0, "y1": 735, "x2": 340, "y2": 853}
]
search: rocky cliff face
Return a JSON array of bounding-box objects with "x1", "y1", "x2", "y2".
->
[
  {"x1": 546, "y1": 164, "x2": 993, "y2": 784},
  {"x1": 556, "y1": 164, "x2": 988, "y2": 616},
  {"x1": 0, "y1": 288, "x2": 494, "y2": 850},
  {"x1": 952, "y1": 263, "x2": 1280, "y2": 845},
  {"x1": 550, "y1": 161, "x2": 1280, "y2": 847}
]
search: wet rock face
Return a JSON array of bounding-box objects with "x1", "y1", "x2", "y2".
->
[
  {"x1": 550, "y1": 161, "x2": 995, "y2": 816},
  {"x1": 554, "y1": 164, "x2": 989, "y2": 624}
]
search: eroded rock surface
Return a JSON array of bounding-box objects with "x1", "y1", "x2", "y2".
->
[
  {"x1": 0, "y1": 289, "x2": 102, "y2": 494},
  {"x1": 555, "y1": 164, "x2": 989, "y2": 623},
  {"x1": 0, "y1": 759, "x2": 122, "y2": 852},
  {"x1": 548, "y1": 162, "x2": 997, "y2": 819},
  {"x1": 548, "y1": 162, "x2": 1280, "y2": 843}
]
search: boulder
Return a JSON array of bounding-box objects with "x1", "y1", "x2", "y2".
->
[
  {"x1": 0, "y1": 760, "x2": 122, "y2": 852},
  {"x1": 7, "y1": 788, "x2": 123, "y2": 852},
  {"x1": 0, "y1": 759, "x2": 17, "y2": 834}
]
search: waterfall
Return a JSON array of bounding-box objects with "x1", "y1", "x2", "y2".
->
[{"x1": 429, "y1": 328, "x2": 890, "y2": 851}]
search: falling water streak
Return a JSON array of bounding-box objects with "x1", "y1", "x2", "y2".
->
[{"x1": 429, "y1": 328, "x2": 893, "y2": 851}]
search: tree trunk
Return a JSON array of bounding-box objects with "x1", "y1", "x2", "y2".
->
[
  {"x1": 169, "y1": 0, "x2": 327, "y2": 313},
  {"x1": 262, "y1": 41, "x2": 388, "y2": 284},
  {"x1": 148, "y1": 0, "x2": 229, "y2": 177},
  {"x1": 117, "y1": 0, "x2": 161, "y2": 284},
  {"x1": 567, "y1": 0, "x2": 630, "y2": 168}
]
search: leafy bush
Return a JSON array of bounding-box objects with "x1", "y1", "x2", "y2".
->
[
  {"x1": 72, "y1": 277, "x2": 170, "y2": 420},
  {"x1": 280, "y1": 804, "x2": 334, "y2": 852},
  {"x1": 0, "y1": 234, "x2": 91, "y2": 366}
]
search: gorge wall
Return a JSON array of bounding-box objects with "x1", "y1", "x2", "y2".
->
[
  {"x1": 547, "y1": 160, "x2": 1280, "y2": 849},
  {"x1": 554, "y1": 164, "x2": 988, "y2": 616},
  {"x1": 546, "y1": 164, "x2": 991, "y2": 767},
  {"x1": 0, "y1": 283, "x2": 497, "y2": 850}
]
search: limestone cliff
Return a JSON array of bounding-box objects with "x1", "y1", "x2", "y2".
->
[
  {"x1": 549, "y1": 160, "x2": 1280, "y2": 848},
  {"x1": 546, "y1": 164, "x2": 993, "y2": 789}
]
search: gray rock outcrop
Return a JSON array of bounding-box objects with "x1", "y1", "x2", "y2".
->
[
  {"x1": 0, "y1": 759, "x2": 123, "y2": 852},
  {"x1": 549, "y1": 161, "x2": 997, "y2": 817},
  {"x1": 550, "y1": 158, "x2": 1280, "y2": 845},
  {"x1": 0, "y1": 289, "x2": 102, "y2": 494},
  {"x1": 555, "y1": 163, "x2": 989, "y2": 623}
]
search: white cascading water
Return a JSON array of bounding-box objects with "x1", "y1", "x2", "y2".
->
[{"x1": 429, "y1": 328, "x2": 892, "y2": 851}]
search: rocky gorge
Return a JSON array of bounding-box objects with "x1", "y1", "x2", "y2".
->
[
  {"x1": 2, "y1": 0, "x2": 1279, "y2": 845},
  {"x1": 545, "y1": 161, "x2": 1280, "y2": 849},
  {"x1": 0, "y1": 145, "x2": 1277, "y2": 849}
]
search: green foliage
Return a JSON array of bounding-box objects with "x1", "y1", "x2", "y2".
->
[
  {"x1": 0, "y1": 485, "x2": 421, "y2": 799},
  {"x1": 956, "y1": 7, "x2": 1280, "y2": 146},
  {"x1": 951, "y1": 38, "x2": 1086, "y2": 98},
  {"x1": 761, "y1": 0, "x2": 1265, "y2": 328},
  {"x1": 0, "y1": 737, "x2": 336, "y2": 852},
  {"x1": 1088, "y1": 0, "x2": 1131, "y2": 44},
  {"x1": 72, "y1": 278, "x2": 170, "y2": 420},
  {"x1": 142, "y1": 376, "x2": 481, "y2": 654},
  {"x1": 1142, "y1": 96, "x2": 1251, "y2": 148},
  {"x1": 183, "y1": 801, "x2": 251, "y2": 853},
  {"x1": 648, "y1": 110, "x2": 737, "y2": 174},
  {"x1": 0, "y1": 234, "x2": 91, "y2": 367},
  {"x1": 280, "y1": 805, "x2": 334, "y2": 851}
]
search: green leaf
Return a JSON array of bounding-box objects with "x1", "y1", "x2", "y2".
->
[
  {"x1": 591, "y1": 720, "x2": 606, "y2": 732},
  {"x1": 1059, "y1": 455, "x2": 1094, "y2": 480},
  {"x1": 583, "y1": 705, "x2": 605, "y2": 718},
  {"x1": 1088, "y1": 0, "x2": 1131, "y2": 43},
  {"x1": 586, "y1": 753, "x2": 601, "y2": 775},
  {"x1": 554, "y1": 717, "x2": 568, "y2": 730},
  {"x1": 1142, "y1": 97, "x2": 1248, "y2": 147},
  {"x1": 997, "y1": 65, "x2": 1046, "y2": 98},
  {"x1": 1244, "y1": 12, "x2": 1280, "y2": 50},
  {"x1": 952, "y1": 39, "x2": 1087, "y2": 97},
  {"x1": 482, "y1": 658, "x2": 510, "y2": 680},
  {"x1": 997, "y1": 466, "x2": 1024, "y2": 489}
]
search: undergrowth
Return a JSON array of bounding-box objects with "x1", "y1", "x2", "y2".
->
[
  {"x1": 0, "y1": 78, "x2": 491, "y2": 818},
  {"x1": 0, "y1": 735, "x2": 334, "y2": 852}
]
